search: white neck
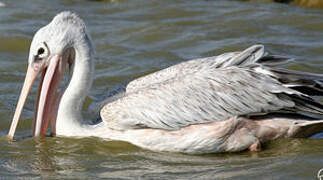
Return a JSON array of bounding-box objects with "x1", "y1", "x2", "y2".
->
[{"x1": 56, "y1": 39, "x2": 95, "y2": 136}]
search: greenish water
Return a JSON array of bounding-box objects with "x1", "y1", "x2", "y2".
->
[{"x1": 0, "y1": 0, "x2": 322, "y2": 179}]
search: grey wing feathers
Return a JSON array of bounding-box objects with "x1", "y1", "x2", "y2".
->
[
  {"x1": 268, "y1": 68, "x2": 323, "y2": 96},
  {"x1": 88, "y1": 86, "x2": 126, "y2": 116},
  {"x1": 126, "y1": 51, "x2": 243, "y2": 93},
  {"x1": 100, "y1": 45, "x2": 323, "y2": 130},
  {"x1": 126, "y1": 45, "x2": 290, "y2": 93}
]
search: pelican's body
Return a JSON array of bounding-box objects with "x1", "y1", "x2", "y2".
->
[{"x1": 8, "y1": 12, "x2": 323, "y2": 154}]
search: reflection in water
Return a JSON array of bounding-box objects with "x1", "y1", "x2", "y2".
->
[
  {"x1": 0, "y1": 135, "x2": 322, "y2": 178},
  {"x1": 32, "y1": 138, "x2": 58, "y2": 177}
]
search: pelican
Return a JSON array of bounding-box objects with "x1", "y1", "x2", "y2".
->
[{"x1": 7, "y1": 12, "x2": 323, "y2": 154}]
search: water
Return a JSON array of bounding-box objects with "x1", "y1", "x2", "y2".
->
[{"x1": 0, "y1": 0, "x2": 322, "y2": 179}]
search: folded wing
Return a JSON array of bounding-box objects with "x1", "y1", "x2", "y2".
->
[{"x1": 100, "y1": 45, "x2": 323, "y2": 130}]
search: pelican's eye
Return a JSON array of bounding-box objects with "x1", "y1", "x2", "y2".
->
[
  {"x1": 37, "y1": 48, "x2": 45, "y2": 55},
  {"x1": 35, "y1": 42, "x2": 49, "y2": 60}
]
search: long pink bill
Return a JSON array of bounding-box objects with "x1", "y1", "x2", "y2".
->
[
  {"x1": 7, "y1": 64, "x2": 42, "y2": 140},
  {"x1": 34, "y1": 55, "x2": 65, "y2": 137},
  {"x1": 8, "y1": 55, "x2": 66, "y2": 140}
]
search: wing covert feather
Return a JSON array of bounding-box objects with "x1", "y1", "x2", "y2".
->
[
  {"x1": 126, "y1": 45, "x2": 265, "y2": 93},
  {"x1": 100, "y1": 45, "x2": 323, "y2": 130},
  {"x1": 101, "y1": 66, "x2": 298, "y2": 130}
]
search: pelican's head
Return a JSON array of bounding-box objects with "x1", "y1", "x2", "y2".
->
[{"x1": 8, "y1": 12, "x2": 93, "y2": 139}]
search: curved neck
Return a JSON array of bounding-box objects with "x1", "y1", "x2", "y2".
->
[{"x1": 56, "y1": 39, "x2": 94, "y2": 136}]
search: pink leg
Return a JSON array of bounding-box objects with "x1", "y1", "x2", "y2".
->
[{"x1": 248, "y1": 140, "x2": 261, "y2": 151}]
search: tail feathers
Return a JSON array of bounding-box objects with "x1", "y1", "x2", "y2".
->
[
  {"x1": 255, "y1": 66, "x2": 323, "y2": 96},
  {"x1": 286, "y1": 82, "x2": 323, "y2": 96},
  {"x1": 290, "y1": 120, "x2": 323, "y2": 138},
  {"x1": 253, "y1": 54, "x2": 323, "y2": 114},
  {"x1": 271, "y1": 68, "x2": 323, "y2": 81},
  {"x1": 247, "y1": 47, "x2": 323, "y2": 97},
  {"x1": 273, "y1": 69, "x2": 323, "y2": 96},
  {"x1": 291, "y1": 95, "x2": 323, "y2": 115}
]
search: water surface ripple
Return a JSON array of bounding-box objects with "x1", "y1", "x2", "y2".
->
[{"x1": 0, "y1": 0, "x2": 322, "y2": 179}]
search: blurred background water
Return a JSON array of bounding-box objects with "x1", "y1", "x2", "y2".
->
[{"x1": 0, "y1": 0, "x2": 322, "y2": 179}]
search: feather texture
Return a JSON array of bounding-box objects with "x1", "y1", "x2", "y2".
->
[{"x1": 100, "y1": 45, "x2": 323, "y2": 130}]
